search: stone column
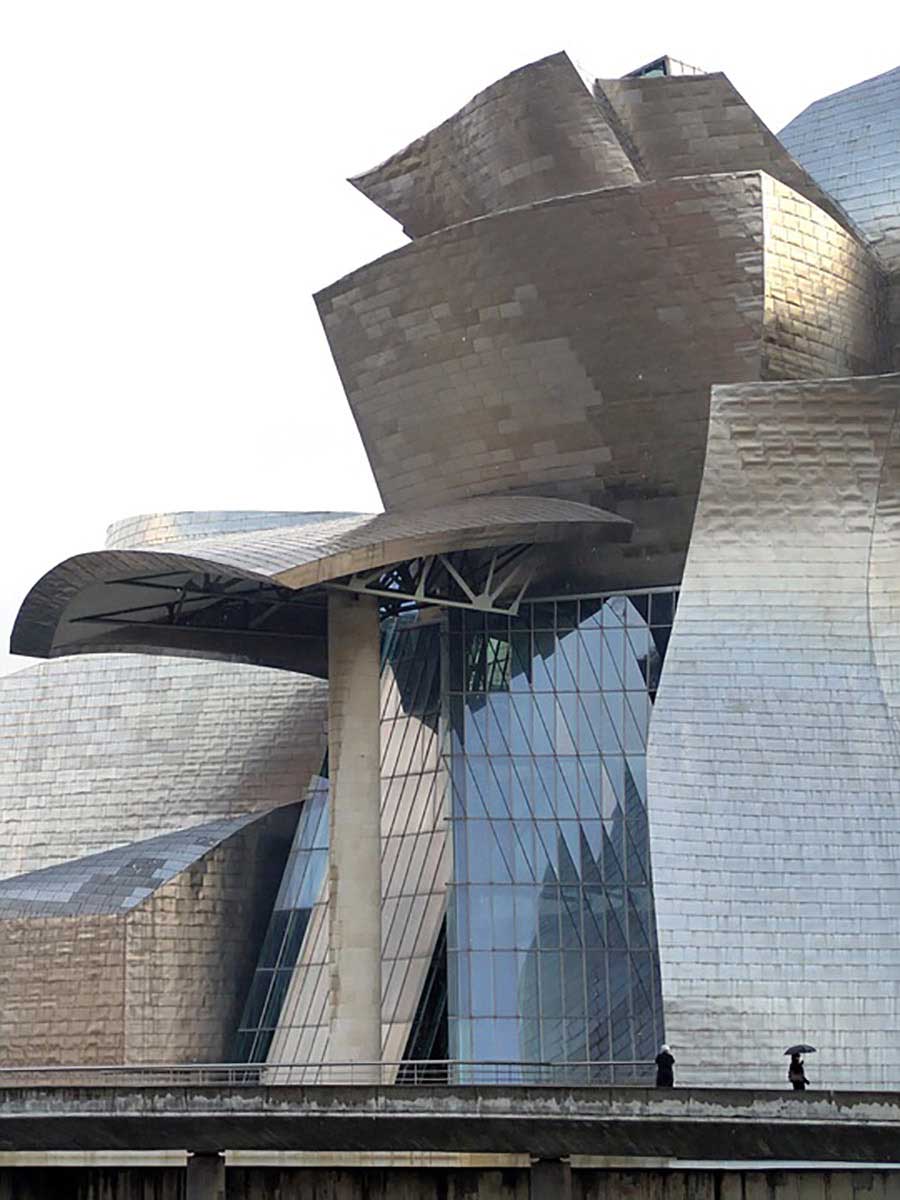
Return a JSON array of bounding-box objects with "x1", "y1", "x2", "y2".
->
[
  {"x1": 326, "y1": 590, "x2": 382, "y2": 1079},
  {"x1": 530, "y1": 1159, "x2": 572, "y2": 1200},
  {"x1": 186, "y1": 1152, "x2": 226, "y2": 1200}
]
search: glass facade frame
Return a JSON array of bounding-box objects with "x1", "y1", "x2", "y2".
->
[
  {"x1": 238, "y1": 589, "x2": 676, "y2": 1080},
  {"x1": 446, "y1": 591, "x2": 676, "y2": 1081}
]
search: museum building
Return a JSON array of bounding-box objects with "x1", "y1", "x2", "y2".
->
[{"x1": 3, "y1": 52, "x2": 900, "y2": 1089}]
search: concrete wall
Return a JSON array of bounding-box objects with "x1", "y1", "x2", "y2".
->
[
  {"x1": 0, "y1": 1166, "x2": 899, "y2": 1200},
  {"x1": 326, "y1": 592, "x2": 383, "y2": 1066}
]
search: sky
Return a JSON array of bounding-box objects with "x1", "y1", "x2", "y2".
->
[{"x1": 2, "y1": 0, "x2": 898, "y2": 678}]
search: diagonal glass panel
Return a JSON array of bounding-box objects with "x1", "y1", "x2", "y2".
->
[
  {"x1": 577, "y1": 628, "x2": 605, "y2": 691},
  {"x1": 556, "y1": 631, "x2": 579, "y2": 692},
  {"x1": 441, "y1": 590, "x2": 677, "y2": 1080},
  {"x1": 555, "y1": 694, "x2": 578, "y2": 758},
  {"x1": 509, "y1": 692, "x2": 533, "y2": 755}
]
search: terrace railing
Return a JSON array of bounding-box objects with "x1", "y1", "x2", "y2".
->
[{"x1": 0, "y1": 1060, "x2": 655, "y2": 1088}]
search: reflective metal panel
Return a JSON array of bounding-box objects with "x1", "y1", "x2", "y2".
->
[
  {"x1": 649, "y1": 373, "x2": 900, "y2": 1089},
  {"x1": 352, "y1": 51, "x2": 638, "y2": 237},
  {"x1": 595, "y1": 71, "x2": 853, "y2": 234},
  {"x1": 780, "y1": 66, "x2": 900, "y2": 270},
  {"x1": 0, "y1": 654, "x2": 326, "y2": 878}
]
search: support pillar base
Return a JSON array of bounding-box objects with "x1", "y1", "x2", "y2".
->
[
  {"x1": 186, "y1": 1152, "x2": 226, "y2": 1200},
  {"x1": 530, "y1": 1158, "x2": 571, "y2": 1200}
]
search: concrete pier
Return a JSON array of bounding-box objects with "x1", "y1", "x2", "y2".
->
[
  {"x1": 530, "y1": 1159, "x2": 571, "y2": 1200},
  {"x1": 0, "y1": 1161, "x2": 899, "y2": 1199},
  {"x1": 186, "y1": 1152, "x2": 226, "y2": 1199},
  {"x1": 326, "y1": 591, "x2": 383, "y2": 1071}
]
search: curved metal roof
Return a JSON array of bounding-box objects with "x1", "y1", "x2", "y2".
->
[
  {"x1": 780, "y1": 65, "x2": 900, "y2": 270},
  {"x1": 105, "y1": 509, "x2": 360, "y2": 551},
  {"x1": 12, "y1": 495, "x2": 630, "y2": 670}
]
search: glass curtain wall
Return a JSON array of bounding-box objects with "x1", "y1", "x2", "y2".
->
[
  {"x1": 235, "y1": 611, "x2": 448, "y2": 1069},
  {"x1": 236, "y1": 589, "x2": 676, "y2": 1078},
  {"x1": 445, "y1": 590, "x2": 676, "y2": 1083},
  {"x1": 233, "y1": 775, "x2": 329, "y2": 1063}
]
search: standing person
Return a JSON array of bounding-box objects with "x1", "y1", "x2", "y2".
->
[
  {"x1": 655, "y1": 1043, "x2": 675, "y2": 1088},
  {"x1": 788, "y1": 1052, "x2": 809, "y2": 1091}
]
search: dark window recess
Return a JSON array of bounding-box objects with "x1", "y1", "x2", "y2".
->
[{"x1": 399, "y1": 919, "x2": 448, "y2": 1079}]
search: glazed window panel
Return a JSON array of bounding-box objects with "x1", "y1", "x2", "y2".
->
[{"x1": 446, "y1": 591, "x2": 676, "y2": 1079}]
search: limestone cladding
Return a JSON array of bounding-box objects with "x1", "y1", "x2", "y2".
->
[{"x1": 0, "y1": 805, "x2": 295, "y2": 1065}]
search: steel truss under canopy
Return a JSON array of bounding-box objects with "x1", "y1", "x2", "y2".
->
[
  {"x1": 328, "y1": 545, "x2": 537, "y2": 616},
  {"x1": 69, "y1": 544, "x2": 542, "y2": 644}
]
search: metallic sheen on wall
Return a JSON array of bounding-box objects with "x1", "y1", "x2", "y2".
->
[
  {"x1": 648, "y1": 374, "x2": 900, "y2": 1088},
  {"x1": 5, "y1": 51, "x2": 900, "y2": 1082}
]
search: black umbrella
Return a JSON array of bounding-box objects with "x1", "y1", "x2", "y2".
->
[{"x1": 784, "y1": 1044, "x2": 816, "y2": 1055}]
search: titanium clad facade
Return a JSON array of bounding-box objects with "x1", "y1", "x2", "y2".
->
[
  {"x1": 778, "y1": 66, "x2": 900, "y2": 372},
  {"x1": 351, "y1": 52, "x2": 638, "y2": 238},
  {"x1": 779, "y1": 66, "x2": 900, "y2": 270},
  {"x1": 593, "y1": 71, "x2": 853, "y2": 233},
  {"x1": 648, "y1": 374, "x2": 900, "y2": 1089},
  {"x1": 0, "y1": 654, "x2": 326, "y2": 879},
  {"x1": 12, "y1": 496, "x2": 625, "y2": 667},
  {"x1": 0, "y1": 512, "x2": 327, "y2": 1063},
  {"x1": 317, "y1": 172, "x2": 884, "y2": 591},
  {"x1": 6, "y1": 53, "x2": 900, "y2": 1086}
]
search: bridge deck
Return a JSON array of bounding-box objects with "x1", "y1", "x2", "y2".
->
[{"x1": 0, "y1": 1086, "x2": 898, "y2": 1160}]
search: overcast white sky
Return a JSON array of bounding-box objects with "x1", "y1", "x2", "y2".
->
[{"x1": 2, "y1": 0, "x2": 898, "y2": 677}]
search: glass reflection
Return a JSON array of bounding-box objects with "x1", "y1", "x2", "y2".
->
[{"x1": 447, "y1": 591, "x2": 676, "y2": 1081}]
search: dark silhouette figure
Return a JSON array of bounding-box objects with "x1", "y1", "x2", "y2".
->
[
  {"x1": 788, "y1": 1053, "x2": 809, "y2": 1091},
  {"x1": 655, "y1": 1044, "x2": 675, "y2": 1088}
]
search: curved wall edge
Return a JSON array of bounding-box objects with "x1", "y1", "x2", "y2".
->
[{"x1": 648, "y1": 373, "x2": 900, "y2": 1089}]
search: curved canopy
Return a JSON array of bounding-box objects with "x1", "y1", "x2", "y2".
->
[{"x1": 12, "y1": 495, "x2": 631, "y2": 674}]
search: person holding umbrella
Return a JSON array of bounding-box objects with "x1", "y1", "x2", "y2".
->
[
  {"x1": 785, "y1": 1043, "x2": 815, "y2": 1090},
  {"x1": 655, "y1": 1043, "x2": 675, "y2": 1088}
]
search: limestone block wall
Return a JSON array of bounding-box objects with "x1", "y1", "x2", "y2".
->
[
  {"x1": 0, "y1": 807, "x2": 294, "y2": 1065},
  {"x1": 0, "y1": 915, "x2": 125, "y2": 1063},
  {"x1": 124, "y1": 806, "x2": 295, "y2": 1063}
]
